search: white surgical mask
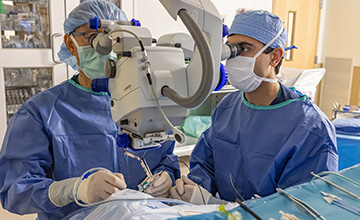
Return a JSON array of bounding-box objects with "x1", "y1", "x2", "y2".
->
[
  {"x1": 225, "y1": 27, "x2": 283, "y2": 92},
  {"x1": 70, "y1": 35, "x2": 116, "y2": 79}
]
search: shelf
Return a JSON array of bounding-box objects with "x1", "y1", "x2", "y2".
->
[
  {"x1": 1, "y1": 30, "x2": 41, "y2": 32},
  {"x1": 333, "y1": 110, "x2": 360, "y2": 120},
  {"x1": 5, "y1": 85, "x2": 37, "y2": 89},
  {"x1": 1, "y1": 0, "x2": 50, "y2": 49}
]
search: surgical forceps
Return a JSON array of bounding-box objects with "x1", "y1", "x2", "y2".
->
[
  {"x1": 276, "y1": 188, "x2": 326, "y2": 220},
  {"x1": 311, "y1": 172, "x2": 360, "y2": 199},
  {"x1": 125, "y1": 149, "x2": 161, "y2": 192},
  {"x1": 124, "y1": 149, "x2": 153, "y2": 178},
  {"x1": 321, "y1": 191, "x2": 360, "y2": 216}
]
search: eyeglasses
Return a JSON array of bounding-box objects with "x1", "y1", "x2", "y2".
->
[{"x1": 70, "y1": 31, "x2": 98, "y2": 44}]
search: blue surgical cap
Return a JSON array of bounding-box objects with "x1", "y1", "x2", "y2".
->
[
  {"x1": 229, "y1": 10, "x2": 287, "y2": 50},
  {"x1": 58, "y1": 0, "x2": 128, "y2": 70}
]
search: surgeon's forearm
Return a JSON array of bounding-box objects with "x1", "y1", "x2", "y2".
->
[
  {"x1": 48, "y1": 178, "x2": 78, "y2": 207},
  {"x1": 2, "y1": 179, "x2": 59, "y2": 215}
]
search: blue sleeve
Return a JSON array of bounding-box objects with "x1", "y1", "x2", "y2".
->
[
  {"x1": 278, "y1": 133, "x2": 338, "y2": 189},
  {"x1": 151, "y1": 141, "x2": 180, "y2": 185},
  {"x1": 0, "y1": 109, "x2": 59, "y2": 215},
  {"x1": 188, "y1": 110, "x2": 218, "y2": 196}
]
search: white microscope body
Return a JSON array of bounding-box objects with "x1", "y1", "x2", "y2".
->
[{"x1": 90, "y1": 0, "x2": 238, "y2": 149}]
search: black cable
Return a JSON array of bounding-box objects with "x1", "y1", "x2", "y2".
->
[
  {"x1": 235, "y1": 198, "x2": 263, "y2": 220},
  {"x1": 229, "y1": 173, "x2": 246, "y2": 201},
  {"x1": 139, "y1": 41, "x2": 145, "y2": 51}
]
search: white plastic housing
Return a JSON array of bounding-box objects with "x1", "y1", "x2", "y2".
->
[{"x1": 109, "y1": 46, "x2": 188, "y2": 136}]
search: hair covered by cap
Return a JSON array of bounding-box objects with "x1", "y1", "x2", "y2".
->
[
  {"x1": 64, "y1": 0, "x2": 127, "y2": 34},
  {"x1": 229, "y1": 10, "x2": 287, "y2": 50},
  {"x1": 58, "y1": 0, "x2": 128, "y2": 70}
]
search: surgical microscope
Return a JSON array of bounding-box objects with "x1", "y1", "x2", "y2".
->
[{"x1": 87, "y1": 0, "x2": 241, "y2": 190}]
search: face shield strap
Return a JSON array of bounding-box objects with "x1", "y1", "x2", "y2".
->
[{"x1": 254, "y1": 26, "x2": 284, "y2": 58}]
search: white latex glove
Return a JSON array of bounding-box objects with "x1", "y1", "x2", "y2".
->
[
  {"x1": 145, "y1": 171, "x2": 172, "y2": 198},
  {"x1": 169, "y1": 175, "x2": 212, "y2": 205},
  {"x1": 76, "y1": 170, "x2": 127, "y2": 203},
  {"x1": 49, "y1": 178, "x2": 78, "y2": 207}
]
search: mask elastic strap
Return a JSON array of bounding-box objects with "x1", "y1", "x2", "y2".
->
[
  {"x1": 70, "y1": 34, "x2": 80, "y2": 49},
  {"x1": 252, "y1": 71, "x2": 278, "y2": 82},
  {"x1": 260, "y1": 76, "x2": 278, "y2": 83},
  {"x1": 254, "y1": 26, "x2": 284, "y2": 58}
]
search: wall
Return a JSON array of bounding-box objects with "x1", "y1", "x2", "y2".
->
[
  {"x1": 316, "y1": 0, "x2": 327, "y2": 64},
  {"x1": 125, "y1": 0, "x2": 272, "y2": 40},
  {"x1": 320, "y1": 0, "x2": 360, "y2": 66},
  {"x1": 350, "y1": 66, "x2": 360, "y2": 105},
  {"x1": 318, "y1": 0, "x2": 360, "y2": 107}
]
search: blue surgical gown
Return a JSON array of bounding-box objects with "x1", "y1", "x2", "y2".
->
[
  {"x1": 0, "y1": 76, "x2": 180, "y2": 219},
  {"x1": 189, "y1": 83, "x2": 338, "y2": 202}
]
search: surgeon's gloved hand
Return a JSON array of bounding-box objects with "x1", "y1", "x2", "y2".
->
[
  {"x1": 76, "y1": 170, "x2": 127, "y2": 203},
  {"x1": 144, "y1": 171, "x2": 172, "y2": 198},
  {"x1": 169, "y1": 175, "x2": 212, "y2": 205}
]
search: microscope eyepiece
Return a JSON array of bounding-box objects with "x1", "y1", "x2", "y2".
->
[
  {"x1": 221, "y1": 43, "x2": 243, "y2": 60},
  {"x1": 226, "y1": 43, "x2": 242, "y2": 59},
  {"x1": 88, "y1": 33, "x2": 99, "y2": 49}
]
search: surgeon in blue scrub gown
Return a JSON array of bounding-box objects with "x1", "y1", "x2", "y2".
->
[
  {"x1": 0, "y1": 0, "x2": 179, "y2": 219},
  {"x1": 170, "y1": 10, "x2": 338, "y2": 204}
]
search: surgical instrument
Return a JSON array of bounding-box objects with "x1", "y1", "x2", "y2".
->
[
  {"x1": 124, "y1": 149, "x2": 160, "y2": 192},
  {"x1": 235, "y1": 198, "x2": 262, "y2": 220},
  {"x1": 125, "y1": 149, "x2": 153, "y2": 179},
  {"x1": 321, "y1": 191, "x2": 360, "y2": 216},
  {"x1": 311, "y1": 172, "x2": 360, "y2": 199},
  {"x1": 276, "y1": 188, "x2": 326, "y2": 220}
]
